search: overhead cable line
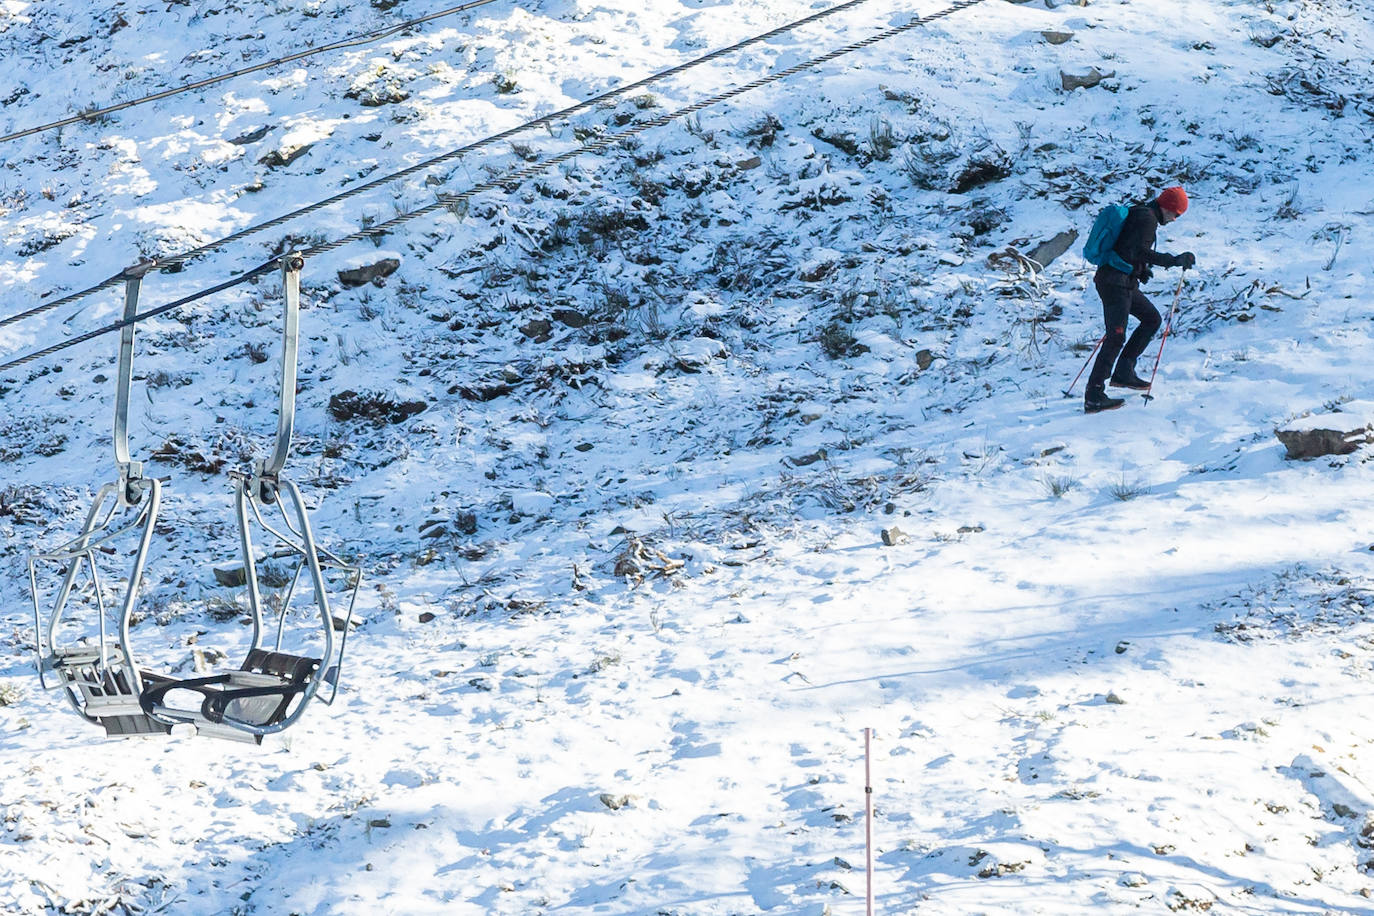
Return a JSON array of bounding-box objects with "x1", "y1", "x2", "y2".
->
[
  {"x1": 307, "y1": 0, "x2": 990, "y2": 261},
  {"x1": 0, "y1": 261, "x2": 279, "y2": 375},
  {"x1": 2, "y1": 0, "x2": 888, "y2": 333},
  {"x1": 0, "y1": 0, "x2": 506, "y2": 145},
  {"x1": 0, "y1": 0, "x2": 988, "y2": 376}
]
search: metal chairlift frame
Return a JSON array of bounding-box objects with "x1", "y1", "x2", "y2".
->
[
  {"x1": 28, "y1": 262, "x2": 166, "y2": 735},
  {"x1": 30, "y1": 254, "x2": 360, "y2": 742},
  {"x1": 137, "y1": 253, "x2": 360, "y2": 740}
]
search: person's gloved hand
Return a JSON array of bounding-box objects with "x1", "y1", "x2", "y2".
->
[
  {"x1": 1139, "y1": 264, "x2": 1153, "y2": 284},
  {"x1": 1175, "y1": 252, "x2": 1196, "y2": 269}
]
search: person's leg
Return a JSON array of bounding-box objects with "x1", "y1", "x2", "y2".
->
[
  {"x1": 1088, "y1": 277, "x2": 1131, "y2": 392},
  {"x1": 1115, "y1": 289, "x2": 1162, "y2": 377}
]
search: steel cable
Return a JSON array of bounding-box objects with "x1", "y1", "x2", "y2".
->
[
  {"x1": 307, "y1": 0, "x2": 988, "y2": 258},
  {"x1": 2, "y1": 0, "x2": 888, "y2": 332},
  {"x1": 0, "y1": 262, "x2": 278, "y2": 375},
  {"x1": 0, "y1": 0, "x2": 988, "y2": 375},
  {"x1": 0, "y1": 0, "x2": 507, "y2": 145}
]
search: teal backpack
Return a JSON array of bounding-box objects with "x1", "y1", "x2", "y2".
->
[{"x1": 1082, "y1": 205, "x2": 1135, "y2": 275}]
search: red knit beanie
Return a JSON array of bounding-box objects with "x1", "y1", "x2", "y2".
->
[{"x1": 1157, "y1": 186, "x2": 1188, "y2": 215}]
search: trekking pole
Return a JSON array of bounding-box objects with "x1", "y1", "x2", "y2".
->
[
  {"x1": 1142, "y1": 271, "x2": 1187, "y2": 403},
  {"x1": 1063, "y1": 335, "x2": 1105, "y2": 398}
]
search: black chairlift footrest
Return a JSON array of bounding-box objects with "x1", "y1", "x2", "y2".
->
[{"x1": 140, "y1": 651, "x2": 322, "y2": 729}]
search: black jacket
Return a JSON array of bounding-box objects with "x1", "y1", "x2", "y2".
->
[{"x1": 1101, "y1": 201, "x2": 1176, "y2": 287}]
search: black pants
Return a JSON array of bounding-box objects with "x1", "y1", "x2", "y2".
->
[{"x1": 1088, "y1": 275, "x2": 1161, "y2": 390}]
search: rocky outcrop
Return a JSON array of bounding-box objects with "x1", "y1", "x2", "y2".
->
[
  {"x1": 337, "y1": 258, "x2": 400, "y2": 288},
  {"x1": 1275, "y1": 403, "x2": 1374, "y2": 459},
  {"x1": 1061, "y1": 68, "x2": 1114, "y2": 91}
]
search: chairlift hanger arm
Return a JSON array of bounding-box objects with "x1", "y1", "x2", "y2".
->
[
  {"x1": 246, "y1": 252, "x2": 304, "y2": 502},
  {"x1": 114, "y1": 262, "x2": 160, "y2": 506}
]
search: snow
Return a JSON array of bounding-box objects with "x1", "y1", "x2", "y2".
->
[{"x1": 2, "y1": 0, "x2": 1374, "y2": 912}]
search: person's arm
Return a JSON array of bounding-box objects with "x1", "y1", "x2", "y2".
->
[
  {"x1": 1115, "y1": 208, "x2": 1195, "y2": 274},
  {"x1": 1112, "y1": 207, "x2": 1159, "y2": 278}
]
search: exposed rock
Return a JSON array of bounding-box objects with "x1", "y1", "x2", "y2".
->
[
  {"x1": 916, "y1": 349, "x2": 936, "y2": 371},
  {"x1": 1275, "y1": 423, "x2": 1370, "y2": 460},
  {"x1": 552, "y1": 308, "x2": 590, "y2": 328},
  {"x1": 881, "y1": 526, "x2": 908, "y2": 546},
  {"x1": 1106, "y1": 691, "x2": 1126, "y2": 705},
  {"x1": 599, "y1": 793, "x2": 634, "y2": 810},
  {"x1": 213, "y1": 565, "x2": 247, "y2": 588},
  {"x1": 229, "y1": 124, "x2": 271, "y2": 146},
  {"x1": 337, "y1": 258, "x2": 400, "y2": 288},
  {"x1": 1026, "y1": 229, "x2": 1079, "y2": 267},
  {"x1": 1041, "y1": 30, "x2": 1074, "y2": 44},
  {"x1": 1061, "y1": 68, "x2": 1114, "y2": 91},
  {"x1": 419, "y1": 512, "x2": 478, "y2": 539},
  {"x1": 258, "y1": 142, "x2": 314, "y2": 168},
  {"x1": 521, "y1": 318, "x2": 554, "y2": 341}
]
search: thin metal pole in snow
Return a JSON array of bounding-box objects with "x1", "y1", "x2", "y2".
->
[{"x1": 865, "y1": 727, "x2": 874, "y2": 916}]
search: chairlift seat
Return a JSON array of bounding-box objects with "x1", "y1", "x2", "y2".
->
[
  {"x1": 140, "y1": 650, "x2": 321, "y2": 741},
  {"x1": 49, "y1": 646, "x2": 170, "y2": 738}
]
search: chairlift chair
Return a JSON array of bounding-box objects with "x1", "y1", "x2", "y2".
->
[
  {"x1": 29, "y1": 255, "x2": 360, "y2": 743},
  {"x1": 29, "y1": 263, "x2": 169, "y2": 737}
]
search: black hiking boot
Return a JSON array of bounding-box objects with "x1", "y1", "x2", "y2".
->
[
  {"x1": 1109, "y1": 369, "x2": 1150, "y2": 390},
  {"x1": 1084, "y1": 387, "x2": 1125, "y2": 414}
]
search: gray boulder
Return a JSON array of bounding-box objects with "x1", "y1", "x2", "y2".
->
[{"x1": 1275, "y1": 402, "x2": 1374, "y2": 459}]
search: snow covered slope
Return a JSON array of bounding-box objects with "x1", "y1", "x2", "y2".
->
[{"x1": 2, "y1": 0, "x2": 1374, "y2": 912}]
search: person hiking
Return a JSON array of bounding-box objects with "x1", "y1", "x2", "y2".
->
[{"x1": 1084, "y1": 186, "x2": 1196, "y2": 413}]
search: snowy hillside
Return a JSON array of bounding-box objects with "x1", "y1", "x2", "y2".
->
[{"x1": 2, "y1": 0, "x2": 1374, "y2": 911}]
